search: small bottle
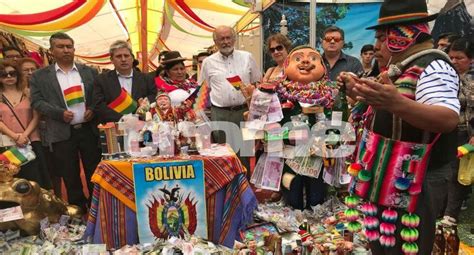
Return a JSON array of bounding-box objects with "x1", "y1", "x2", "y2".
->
[
  {"x1": 446, "y1": 226, "x2": 460, "y2": 255},
  {"x1": 299, "y1": 219, "x2": 310, "y2": 233},
  {"x1": 433, "y1": 226, "x2": 445, "y2": 255}
]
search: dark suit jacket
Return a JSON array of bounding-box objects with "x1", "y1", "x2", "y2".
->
[
  {"x1": 93, "y1": 70, "x2": 157, "y2": 123},
  {"x1": 30, "y1": 63, "x2": 98, "y2": 146}
]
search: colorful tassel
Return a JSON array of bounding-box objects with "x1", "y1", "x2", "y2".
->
[
  {"x1": 395, "y1": 177, "x2": 411, "y2": 191},
  {"x1": 364, "y1": 229, "x2": 380, "y2": 242},
  {"x1": 380, "y1": 222, "x2": 396, "y2": 235},
  {"x1": 347, "y1": 221, "x2": 362, "y2": 232},
  {"x1": 379, "y1": 234, "x2": 396, "y2": 247},
  {"x1": 401, "y1": 213, "x2": 420, "y2": 228},
  {"x1": 457, "y1": 143, "x2": 474, "y2": 158},
  {"x1": 358, "y1": 170, "x2": 372, "y2": 182},
  {"x1": 401, "y1": 242, "x2": 419, "y2": 254},
  {"x1": 400, "y1": 228, "x2": 419, "y2": 242},
  {"x1": 360, "y1": 203, "x2": 378, "y2": 216},
  {"x1": 348, "y1": 163, "x2": 363, "y2": 176},
  {"x1": 381, "y1": 208, "x2": 398, "y2": 223},
  {"x1": 344, "y1": 208, "x2": 360, "y2": 221},
  {"x1": 344, "y1": 195, "x2": 360, "y2": 208},
  {"x1": 363, "y1": 216, "x2": 380, "y2": 230}
]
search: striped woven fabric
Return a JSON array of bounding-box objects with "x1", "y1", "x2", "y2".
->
[
  {"x1": 352, "y1": 129, "x2": 436, "y2": 212},
  {"x1": 85, "y1": 152, "x2": 256, "y2": 249},
  {"x1": 395, "y1": 65, "x2": 424, "y2": 98}
]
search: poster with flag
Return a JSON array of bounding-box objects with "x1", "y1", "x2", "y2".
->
[
  {"x1": 108, "y1": 88, "x2": 137, "y2": 114},
  {"x1": 133, "y1": 160, "x2": 207, "y2": 244},
  {"x1": 63, "y1": 85, "x2": 85, "y2": 107},
  {"x1": 226, "y1": 75, "x2": 243, "y2": 90}
]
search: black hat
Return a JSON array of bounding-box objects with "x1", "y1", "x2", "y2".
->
[
  {"x1": 160, "y1": 51, "x2": 188, "y2": 64},
  {"x1": 366, "y1": 0, "x2": 438, "y2": 30}
]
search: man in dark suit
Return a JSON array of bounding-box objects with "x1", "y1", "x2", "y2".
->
[
  {"x1": 30, "y1": 32, "x2": 101, "y2": 210},
  {"x1": 93, "y1": 40, "x2": 156, "y2": 123}
]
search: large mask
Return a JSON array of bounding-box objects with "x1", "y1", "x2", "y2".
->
[{"x1": 284, "y1": 47, "x2": 326, "y2": 84}]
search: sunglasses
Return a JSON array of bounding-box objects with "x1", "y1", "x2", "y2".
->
[
  {"x1": 269, "y1": 45, "x2": 284, "y2": 53},
  {"x1": 0, "y1": 71, "x2": 18, "y2": 78},
  {"x1": 323, "y1": 36, "x2": 342, "y2": 43}
]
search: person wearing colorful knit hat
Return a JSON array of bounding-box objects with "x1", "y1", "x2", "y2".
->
[{"x1": 339, "y1": 0, "x2": 460, "y2": 254}]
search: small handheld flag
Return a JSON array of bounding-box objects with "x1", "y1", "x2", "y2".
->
[
  {"x1": 457, "y1": 143, "x2": 474, "y2": 158},
  {"x1": 108, "y1": 88, "x2": 137, "y2": 114},
  {"x1": 192, "y1": 82, "x2": 211, "y2": 111},
  {"x1": 64, "y1": 85, "x2": 85, "y2": 107},
  {"x1": 226, "y1": 75, "x2": 243, "y2": 90},
  {"x1": 0, "y1": 147, "x2": 29, "y2": 166}
]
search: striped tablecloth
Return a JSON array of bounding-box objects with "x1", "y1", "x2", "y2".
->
[{"x1": 84, "y1": 152, "x2": 257, "y2": 249}]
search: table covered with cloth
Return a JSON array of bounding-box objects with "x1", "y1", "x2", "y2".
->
[{"x1": 83, "y1": 153, "x2": 257, "y2": 249}]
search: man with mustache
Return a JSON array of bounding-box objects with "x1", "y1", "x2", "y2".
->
[
  {"x1": 321, "y1": 26, "x2": 363, "y2": 81},
  {"x1": 199, "y1": 26, "x2": 261, "y2": 149},
  {"x1": 30, "y1": 32, "x2": 101, "y2": 211}
]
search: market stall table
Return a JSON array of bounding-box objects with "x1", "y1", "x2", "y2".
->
[{"x1": 83, "y1": 148, "x2": 257, "y2": 250}]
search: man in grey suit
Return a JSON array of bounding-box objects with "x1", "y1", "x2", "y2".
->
[{"x1": 30, "y1": 32, "x2": 101, "y2": 210}]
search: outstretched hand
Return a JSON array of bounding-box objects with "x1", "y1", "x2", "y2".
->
[{"x1": 352, "y1": 72, "x2": 405, "y2": 111}]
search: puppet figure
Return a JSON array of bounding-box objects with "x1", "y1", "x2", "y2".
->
[{"x1": 275, "y1": 46, "x2": 341, "y2": 210}]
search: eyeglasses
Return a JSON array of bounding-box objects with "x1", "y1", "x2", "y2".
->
[
  {"x1": 5, "y1": 54, "x2": 22, "y2": 59},
  {"x1": 323, "y1": 36, "x2": 342, "y2": 43},
  {"x1": 269, "y1": 45, "x2": 284, "y2": 53},
  {"x1": 0, "y1": 71, "x2": 18, "y2": 78}
]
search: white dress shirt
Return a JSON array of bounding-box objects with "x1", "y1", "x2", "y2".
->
[
  {"x1": 55, "y1": 63, "x2": 85, "y2": 125},
  {"x1": 198, "y1": 50, "x2": 261, "y2": 107},
  {"x1": 117, "y1": 70, "x2": 133, "y2": 95}
]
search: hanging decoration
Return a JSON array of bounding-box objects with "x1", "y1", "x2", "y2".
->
[
  {"x1": 232, "y1": 0, "x2": 252, "y2": 8},
  {"x1": 345, "y1": 102, "x2": 440, "y2": 253},
  {"x1": 164, "y1": 1, "x2": 212, "y2": 38},
  {"x1": 76, "y1": 52, "x2": 110, "y2": 59},
  {"x1": 0, "y1": 0, "x2": 106, "y2": 31},
  {"x1": 0, "y1": 0, "x2": 86, "y2": 25}
]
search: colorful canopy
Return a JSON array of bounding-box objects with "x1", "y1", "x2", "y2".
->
[{"x1": 0, "y1": 0, "x2": 264, "y2": 70}]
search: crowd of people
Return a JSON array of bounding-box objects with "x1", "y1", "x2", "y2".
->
[{"x1": 0, "y1": 0, "x2": 472, "y2": 253}]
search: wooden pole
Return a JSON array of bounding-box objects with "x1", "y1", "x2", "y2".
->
[{"x1": 140, "y1": 0, "x2": 148, "y2": 72}]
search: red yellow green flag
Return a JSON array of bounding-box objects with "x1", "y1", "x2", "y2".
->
[
  {"x1": 107, "y1": 88, "x2": 137, "y2": 114},
  {"x1": 64, "y1": 85, "x2": 84, "y2": 107},
  {"x1": 0, "y1": 147, "x2": 28, "y2": 166},
  {"x1": 226, "y1": 75, "x2": 242, "y2": 90}
]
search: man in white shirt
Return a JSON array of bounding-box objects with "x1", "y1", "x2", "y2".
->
[
  {"x1": 199, "y1": 26, "x2": 261, "y2": 145},
  {"x1": 30, "y1": 32, "x2": 101, "y2": 210}
]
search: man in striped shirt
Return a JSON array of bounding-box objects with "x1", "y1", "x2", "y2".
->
[{"x1": 339, "y1": 0, "x2": 460, "y2": 254}]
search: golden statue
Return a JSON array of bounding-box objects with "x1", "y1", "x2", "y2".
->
[{"x1": 0, "y1": 161, "x2": 83, "y2": 235}]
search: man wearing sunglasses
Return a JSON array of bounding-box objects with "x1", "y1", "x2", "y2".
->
[{"x1": 321, "y1": 26, "x2": 363, "y2": 81}]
